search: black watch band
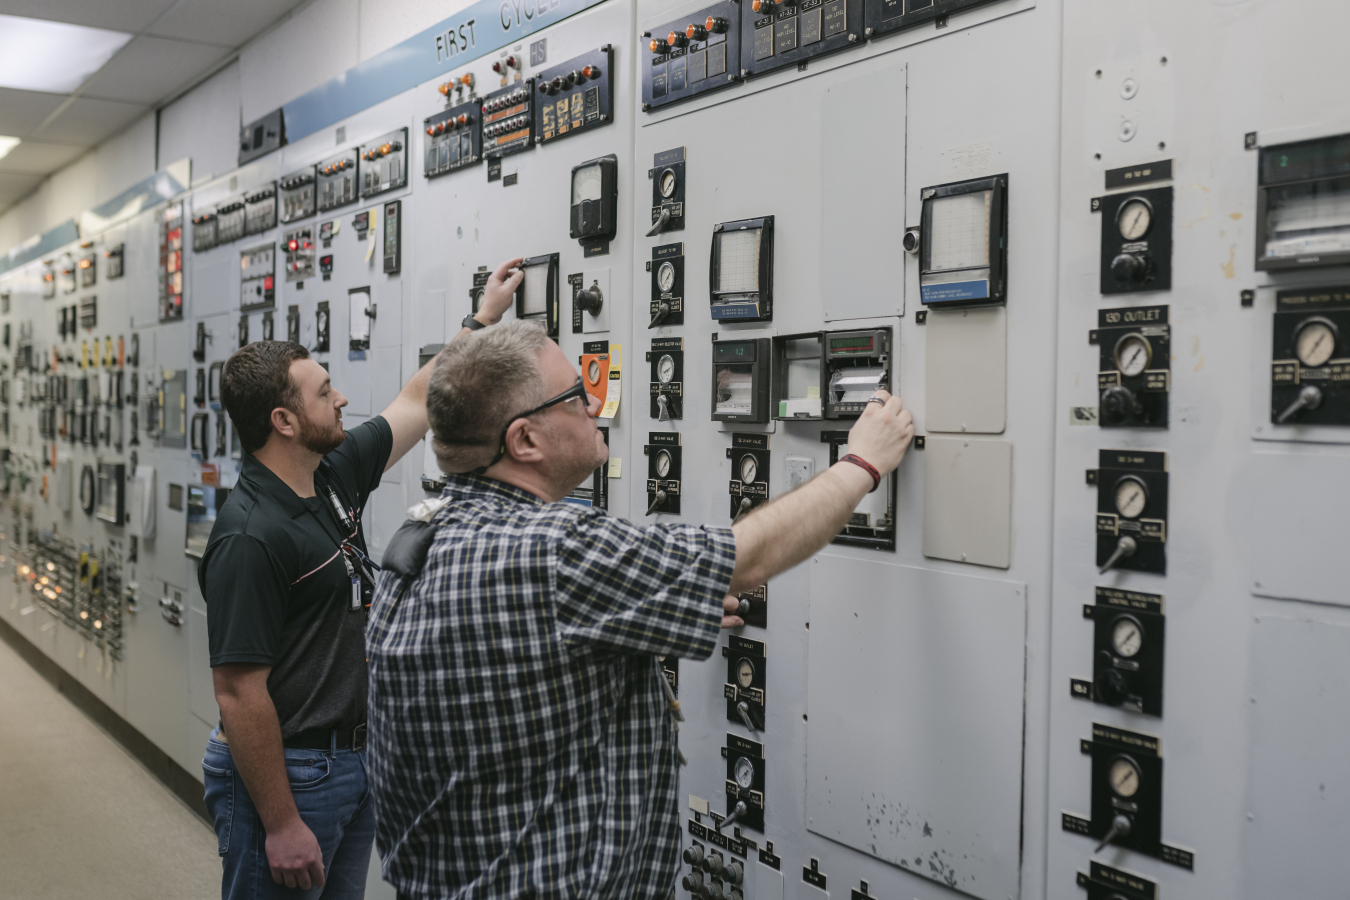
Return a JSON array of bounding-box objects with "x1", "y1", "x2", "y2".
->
[{"x1": 462, "y1": 314, "x2": 487, "y2": 331}]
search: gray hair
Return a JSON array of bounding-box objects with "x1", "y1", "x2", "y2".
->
[{"x1": 427, "y1": 319, "x2": 551, "y2": 472}]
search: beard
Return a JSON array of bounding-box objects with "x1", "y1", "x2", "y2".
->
[
  {"x1": 297, "y1": 410, "x2": 346, "y2": 455},
  {"x1": 554, "y1": 426, "x2": 609, "y2": 494}
]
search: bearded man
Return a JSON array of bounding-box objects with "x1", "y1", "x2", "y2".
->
[{"x1": 197, "y1": 259, "x2": 521, "y2": 900}]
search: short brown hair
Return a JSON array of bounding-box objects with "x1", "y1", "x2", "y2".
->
[
  {"x1": 427, "y1": 320, "x2": 549, "y2": 471},
  {"x1": 221, "y1": 341, "x2": 310, "y2": 453}
]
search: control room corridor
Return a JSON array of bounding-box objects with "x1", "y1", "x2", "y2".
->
[{"x1": 0, "y1": 636, "x2": 219, "y2": 899}]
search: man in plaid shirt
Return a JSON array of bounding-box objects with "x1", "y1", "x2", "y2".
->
[{"x1": 366, "y1": 320, "x2": 914, "y2": 899}]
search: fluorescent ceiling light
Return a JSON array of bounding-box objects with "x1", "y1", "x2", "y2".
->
[
  {"x1": 0, "y1": 137, "x2": 19, "y2": 162},
  {"x1": 0, "y1": 15, "x2": 132, "y2": 94}
]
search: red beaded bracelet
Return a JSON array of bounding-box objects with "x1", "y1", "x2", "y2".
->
[{"x1": 838, "y1": 454, "x2": 881, "y2": 492}]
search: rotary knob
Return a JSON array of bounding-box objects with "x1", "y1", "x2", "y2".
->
[
  {"x1": 1110, "y1": 253, "x2": 1151, "y2": 286},
  {"x1": 1099, "y1": 386, "x2": 1141, "y2": 425},
  {"x1": 1094, "y1": 656, "x2": 1129, "y2": 706}
]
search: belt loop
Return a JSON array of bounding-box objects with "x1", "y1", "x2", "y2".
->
[{"x1": 330, "y1": 729, "x2": 338, "y2": 755}]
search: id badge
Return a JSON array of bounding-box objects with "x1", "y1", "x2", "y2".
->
[{"x1": 351, "y1": 577, "x2": 362, "y2": 611}]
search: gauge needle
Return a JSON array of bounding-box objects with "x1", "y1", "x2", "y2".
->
[
  {"x1": 1126, "y1": 208, "x2": 1143, "y2": 234},
  {"x1": 1123, "y1": 346, "x2": 1143, "y2": 370},
  {"x1": 1311, "y1": 333, "x2": 1328, "y2": 357}
]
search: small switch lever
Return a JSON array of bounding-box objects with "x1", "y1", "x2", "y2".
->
[
  {"x1": 649, "y1": 301, "x2": 671, "y2": 329},
  {"x1": 1098, "y1": 535, "x2": 1138, "y2": 574},
  {"x1": 732, "y1": 497, "x2": 753, "y2": 523},
  {"x1": 646, "y1": 490, "x2": 668, "y2": 516},
  {"x1": 735, "y1": 700, "x2": 759, "y2": 733},
  {"x1": 647, "y1": 207, "x2": 672, "y2": 237},
  {"x1": 1276, "y1": 384, "x2": 1323, "y2": 424},
  {"x1": 717, "y1": 801, "x2": 747, "y2": 832},
  {"x1": 1095, "y1": 813, "x2": 1132, "y2": 852}
]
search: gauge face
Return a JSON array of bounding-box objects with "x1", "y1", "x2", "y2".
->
[
  {"x1": 1117, "y1": 198, "x2": 1153, "y2": 241},
  {"x1": 657, "y1": 261, "x2": 676, "y2": 293},
  {"x1": 572, "y1": 164, "x2": 603, "y2": 206},
  {"x1": 1114, "y1": 476, "x2": 1148, "y2": 519},
  {"x1": 739, "y1": 455, "x2": 758, "y2": 485},
  {"x1": 657, "y1": 354, "x2": 675, "y2": 384},
  {"x1": 655, "y1": 449, "x2": 672, "y2": 478},
  {"x1": 1295, "y1": 318, "x2": 1337, "y2": 368},
  {"x1": 659, "y1": 168, "x2": 678, "y2": 198},
  {"x1": 734, "y1": 755, "x2": 755, "y2": 789},
  {"x1": 1112, "y1": 616, "x2": 1144, "y2": 658},
  {"x1": 1114, "y1": 333, "x2": 1152, "y2": 378},
  {"x1": 1109, "y1": 756, "x2": 1141, "y2": 798},
  {"x1": 588, "y1": 359, "x2": 600, "y2": 383},
  {"x1": 735, "y1": 657, "x2": 755, "y2": 688}
]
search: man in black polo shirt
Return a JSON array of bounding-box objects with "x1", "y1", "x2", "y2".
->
[{"x1": 200, "y1": 258, "x2": 521, "y2": 900}]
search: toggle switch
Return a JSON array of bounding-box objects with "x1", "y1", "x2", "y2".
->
[
  {"x1": 646, "y1": 489, "x2": 668, "y2": 515},
  {"x1": 1098, "y1": 535, "x2": 1137, "y2": 574},
  {"x1": 717, "y1": 801, "x2": 747, "y2": 832},
  {"x1": 650, "y1": 301, "x2": 671, "y2": 328},
  {"x1": 1276, "y1": 384, "x2": 1323, "y2": 423},
  {"x1": 1095, "y1": 813, "x2": 1133, "y2": 853}
]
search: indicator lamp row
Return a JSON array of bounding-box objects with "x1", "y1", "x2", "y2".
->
[{"x1": 649, "y1": 17, "x2": 729, "y2": 53}]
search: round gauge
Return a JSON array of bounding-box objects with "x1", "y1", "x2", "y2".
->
[
  {"x1": 1111, "y1": 616, "x2": 1144, "y2": 658},
  {"x1": 1113, "y1": 333, "x2": 1152, "y2": 378},
  {"x1": 472, "y1": 288, "x2": 485, "y2": 311},
  {"x1": 739, "y1": 455, "x2": 758, "y2": 485},
  {"x1": 656, "y1": 261, "x2": 676, "y2": 294},
  {"x1": 1295, "y1": 317, "x2": 1338, "y2": 368},
  {"x1": 588, "y1": 359, "x2": 600, "y2": 384},
  {"x1": 572, "y1": 164, "x2": 603, "y2": 206},
  {"x1": 1108, "y1": 756, "x2": 1141, "y2": 798},
  {"x1": 1116, "y1": 198, "x2": 1153, "y2": 241},
  {"x1": 734, "y1": 755, "x2": 755, "y2": 790},
  {"x1": 659, "y1": 168, "x2": 678, "y2": 199},
  {"x1": 655, "y1": 449, "x2": 672, "y2": 478},
  {"x1": 735, "y1": 657, "x2": 755, "y2": 688},
  {"x1": 1114, "y1": 476, "x2": 1148, "y2": 519},
  {"x1": 657, "y1": 354, "x2": 675, "y2": 384}
]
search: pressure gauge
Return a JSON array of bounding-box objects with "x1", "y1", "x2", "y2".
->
[
  {"x1": 657, "y1": 354, "x2": 675, "y2": 384},
  {"x1": 1114, "y1": 475, "x2": 1148, "y2": 519},
  {"x1": 659, "y1": 167, "x2": 678, "y2": 199},
  {"x1": 735, "y1": 657, "x2": 755, "y2": 688},
  {"x1": 1294, "y1": 317, "x2": 1338, "y2": 368},
  {"x1": 1108, "y1": 756, "x2": 1141, "y2": 798},
  {"x1": 655, "y1": 449, "x2": 672, "y2": 478},
  {"x1": 1111, "y1": 616, "x2": 1144, "y2": 658},
  {"x1": 739, "y1": 455, "x2": 758, "y2": 485},
  {"x1": 588, "y1": 359, "x2": 601, "y2": 383},
  {"x1": 1114, "y1": 333, "x2": 1152, "y2": 377},
  {"x1": 657, "y1": 261, "x2": 677, "y2": 294},
  {"x1": 1116, "y1": 198, "x2": 1153, "y2": 241},
  {"x1": 734, "y1": 755, "x2": 755, "y2": 790}
]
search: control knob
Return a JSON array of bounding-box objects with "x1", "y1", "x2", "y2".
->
[
  {"x1": 752, "y1": 0, "x2": 775, "y2": 13},
  {"x1": 686, "y1": 22, "x2": 708, "y2": 40},
  {"x1": 1099, "y1": 386, "x2": 1142, "y2": 425},
  {"x1": 702, "y1": 854, "x2": 724, "y2": 877},
  {"x1": 681, "y1": 872, "x2": 704, "y2": 893},
  {"x1": 458, "y1": 113, "x2": 470, "y2": 125},
  {"x1": 1094, "y1": 654, "x2": 1129, "y2": 706},
  {"x1": 716, "y1": 801, "x2": 747, "y2": 832},
  {"x1": 1099, "y1": 535, "x2": 1138, "y2": 575},
  {"x1": 650, "y1": 37, "x2": 670, "y2": 53},
  {"x1": 1095, "y1": 813, "x2": 1133, "y2": 852},
  {"x1": 704, "y1": 883, "x2": 725, "y2": 900},
  {"x1": 576, "y1": 282, "x2": 603, "y2": 315},
  {"x1": 1110, "y1": 252, "x2": 1152, "y2": 286},
  {"x1": 551, "y1": 76, "x2": 565, "y2": 91},
  {"x1": 724, "y1": 861, "x2": 744, "y2": 886},
  {"x1": 706, "y1": 15, "x2": 729, "y2": 32},
  {"x1": 682, "y1": 845, "x2": 704, "y2": 866},
  {"x1": 668, "y1": 30, "x2": 689, "y2": 48},
  {"x1": 581, "y1": 64, "x2": 599, "y2": 79}
]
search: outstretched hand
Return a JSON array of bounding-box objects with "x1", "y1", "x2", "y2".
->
[{"x1": 478, "y1": 257, "x2": 524, "y2": 325}]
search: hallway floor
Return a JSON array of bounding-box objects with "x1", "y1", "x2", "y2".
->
[{"x1": 0, "y1": 637, "x2": 220, "y2": 899}]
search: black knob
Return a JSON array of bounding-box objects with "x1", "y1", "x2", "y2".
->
[
  {"x1": 683, "y1": 845, "x2": 704, "y2": 866},
  {"x1": 703, "y1": 854, "x2": 724, "y2": 876},
  {"x1": 1099, "y1": 386, "x2": 1139, "y2": 425},
  {"x1": 706, "y1": 16, "x2": 729, "y2": 33},
  {"x1": 724, "y1": 860, "x2": 744, "y2": 885},
  {"x1": 1094, "y1": 658, "x2": 1129, "y2": 707},
  {"x1": 577, "y1": 284, "x2": 603, "y2": 314},
  {"x1": 681, "y1": 872, "x2": 703, "y2": 892},
  {"x1": 1110, "y1": 253, "x2": 1151, "y2": 286}
]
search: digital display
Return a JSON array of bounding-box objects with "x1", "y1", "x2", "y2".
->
[
  {"x1": 1261, "y1": 133, "x2": 1350, "y2": 186},
  {"x1": 829, "y1": 336, "x2": 874, "y2": 353},
  {"x1": 714, "y1": 341, "x2": 756, "y2": 362}
]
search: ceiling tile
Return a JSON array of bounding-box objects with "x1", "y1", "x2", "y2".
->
[
  {"x1": 34, "y1": 95, "x2": 147, "y2": 145},
  {"x1": 0, "y1": 0, "x2": 177, "y2": 33},
  {"x1": 0, "y1": 87, "x2": 67, "y2": 138},
  {"x1": 83, "y1": 35, "x2": 232, "y2": 105},
  {"x1": 148, "y1": 0, "x2": 302, "y2": 48},
  {"x1": 0, "y1": 139, "x2": 86, "y2": 175},
  {"x1": 0, "y1": 171, "x2": 44, "y2": 209}
]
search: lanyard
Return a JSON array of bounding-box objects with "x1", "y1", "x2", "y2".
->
[{"x1": 305, "y1": 480, "x2": 378, "y2": 611}]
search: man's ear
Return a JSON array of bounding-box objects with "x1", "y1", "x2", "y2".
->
[
  {"x1": 270, "y1": 407, "x2": 298, "y2": 440},
  {"x1": 503, "y1": 418, "x2": 546, "y2": 464}
]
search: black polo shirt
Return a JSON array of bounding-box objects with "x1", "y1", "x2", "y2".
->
[{"x1": 200, "y1": 417, "x2": 393, "y2": 738}]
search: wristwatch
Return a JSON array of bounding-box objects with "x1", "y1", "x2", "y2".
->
[{"x1": 462, "y1": 314, "x2": 487, "y2": 331}]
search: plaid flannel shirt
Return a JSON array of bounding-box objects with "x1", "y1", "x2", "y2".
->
[{"x1": 366, "y1": 473, "x2": 736, "y2": 900}]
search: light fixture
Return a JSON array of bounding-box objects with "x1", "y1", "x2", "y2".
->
[
  {"x1": 0, "y1": 136, "x2": 19, "y2": 162},
  {"x1": 0, "y1": 15, "x2": 132, "y2": 94}
]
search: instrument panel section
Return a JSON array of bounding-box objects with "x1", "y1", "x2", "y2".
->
[
  {"x1": 1098, "y1": 180, "x2": 1172, "y2": 295},
  {"x1": 359, "y1": 128, "x2": 408, "y2": 198},
  {"x1": 648, "y1": 337, "x2": 684, "y2": 421},
  {"x1": 1270, "y1": 285, "x2": 1350, "y2": 426},
  {"x1": 645, "y1": 432, "x2": 682, "y2": 515},
  {"x1": 1256, "y1": 131, "x2": 1350, "y2": 271},
  {"x1": 1092, "y1": 449, "x2": 1168, "y2": 575},
  {"x1": 423, "y1": 100, "x2": 481, "y2": 178},
  {"x1": 864, "y1": 0, "x2": 1006, "y2": 41},
  {"x1": 1092, "y1": 305, "x2": 1169, "y2": 428},
  {"x1": 481, "y1": 81, "x2": 535, "y2": 158},
  {"x1": 743, "y1": 0, "x2": 860, "y2": 77},
  {"x1": 317, "y1": 149, "x2": 359, "y2": 212},
  {"x1": 279, "y1": 167, "x2": 316, "y2": 223},
  {"x1": 643, "y1": 1, "x2": 740, "y2": 110},
  {"x1": 726, "y1": 433, "x2": 769, "y2": 520},
  {"x1": 1071, "y1": 587, "x2": 1165, "y2": 718},
  {"x1": 534, "y1": 46, "x2": 613, "y2": 144}
]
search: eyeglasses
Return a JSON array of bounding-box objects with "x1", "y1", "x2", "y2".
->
[{"x1": 477, "y1": 378, "x2": 591, "y2": 472}]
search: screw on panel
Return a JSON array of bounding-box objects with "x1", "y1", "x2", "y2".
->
[{"x1": 935, "y1": 14, "x2": 948, "y2": 27}]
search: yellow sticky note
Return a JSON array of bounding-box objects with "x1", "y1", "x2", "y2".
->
[
  {"x1": 806, "y1": 386, "x2": 820, "y2": 399},
  {"x1": 600, "y1": 344, "x2": 621, "y2": 419},
  {"x1": 607, "y1": 458, "x2": 621, "y2": 478},
  {"x1": 365, "y1": 208, "x2": 378, "y2": 263}
]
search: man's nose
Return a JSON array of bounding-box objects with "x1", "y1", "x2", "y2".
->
[{"x1": 335, "y1": 391, "x2": 349, "y2": 409}]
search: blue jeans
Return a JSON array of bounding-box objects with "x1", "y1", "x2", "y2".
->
[{"x1": 203, "y1": 728, "x2": 375, "y2": 899}]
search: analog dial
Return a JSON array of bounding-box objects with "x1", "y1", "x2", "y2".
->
[
  {"x1": 1109, "y1": 756, "x2": 1141, "y2": 798},
  {"x1": 734, "y1": 755, "x2": 755, "y2": 789},
  {"x1": 1295, "y1": 318, "x2": 1338, "y2": 368},
  {"x1": 739, "y1": 455, "x2": 758, "y2": 485},
  {"x1": 1114, "y1": 476, "x2": 1148, "y2": 519},
  {"x1": 472, "y1": 288, "x2": 485, "y2": 312},
  {"x1": 588, "y1": 359, "x2": 600, "y2": 384},
  {"x1": 1111, "y1": 616, "x2": 1144, "y2": 658},
  {"x1": 657, "y1": 261, "x2": 676, "y2": 293},
  {"x1": 1114, "y1": 333, "x2": 1152, "y2": 378},
  {"x1": 655, "y1": 449, "x2": 672, "y2": 478},
  {"x1": 657, "y1": 354, "x2": 675, "y2": 384},
  {"x1": 1117, "y1": 199, "x2": 1153, "y2": 241},
  {"x1": 659, "y1": 168, "x2": 678, "y2": 199},
  {"x1": 735, "y1": 657, "x2": 755, "y2": 688},
  {"x1": 572, "y1": 164, "x2": 603, "y2": 206}
]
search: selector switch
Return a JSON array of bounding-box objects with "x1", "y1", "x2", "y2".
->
[
  {"x1": 1072, "y1": 587, "x2": 1166, "y2": 717},
  {"x1": 1092, "y1": 450, "x2": 1168, "y2": 575},
  {"x1": 1098, "y1": 184, "x2": 1173, "y2": 295}
]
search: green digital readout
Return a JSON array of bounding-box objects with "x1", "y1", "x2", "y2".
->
[
  {"x1": 828, "y1": 335, "x2": 874, "y2": 353},
  {"x1": 714, "y1": 341, "x2": 756, "y2": 362}
]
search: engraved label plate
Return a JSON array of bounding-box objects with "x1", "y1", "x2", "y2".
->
[
  {"x1": 800, "y1": 7, "x2": 822, "y2": 44},
  {"x1": 754, "y1": 24, "x2": 775, "y2": 60},
  {"x1": 775, "y1": 16, "x2": 798, "y2": 53},
  {"x1": 708, "y1": 42, "x2": 727, "y2": 77},
  {"x1": 822, "y1": 0, "x2": 847, "y2": 36},
  {"x1": 670, "y1": 56, "x2": 688, "y2": 92},
  {"x1": 688, "y1": 48, "x2": 708, "y2": 83}
]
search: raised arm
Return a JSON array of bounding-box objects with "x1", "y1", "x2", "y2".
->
[
  {"x1": 380, "y1": 257, "x2": 523, "y2": 470},
  {"x1": 728, "y1": 392, "x2": 914, "y2": 594}
]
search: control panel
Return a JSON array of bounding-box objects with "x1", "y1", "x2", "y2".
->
[
  {"x1": 650, "y1": 242, "x2": 685, "y2": 328},
  {"x1": 712, "y1": 337, "x2": 770, "y2": 423},
  {"x1": 648, "y1": 337, "x2": 684, "y2": 420},
  {"x1": 1270, "y1": 285, "x2": 1350, "y2": 426},
  {"x1": 279, "y1": 167, "x2": 316, "y2": 223},
  {"x1": 244, "y1": 184, "x2": 277, "y2": 236},
  {"x1": 726, "y1": 433, "x2": 768, "y2": 520},
  {"x1": 240, "y1": 244, "x2": 275, "y2": 311},
  {"x1": 917, "y1": 174, "x2": 1008, "y2": 306},
  {"x1": 744, "y1": 0, "x2": 860, "y2": 77},
  {"x1": 359, "y1": 128, "x2": 408, "y2": 198},
  {"x1": 645, "y1": 432, "x2": 682, "y2": 515},
  {"x1": 481, "y1": 81, "x2": 535, "y2": 158},
  {"x1": 1092, "y1": 449, "x2": 1168, "y2": 575},
  {"x1": 534, "y1": 47, "x2": 613, "y2": 144},
  {"x1": 642, "y1": 2, "x2": 739, "y2": 110},
  {"x1": 423, "y1": 100, "x2": 482, "y2": 178},
  {"x1": 1071, "y1": 587, "x2": 1165, "y2": 717},
  {"x1": 863, "y1": 0, "x2": 1003, "y2": 38},
  {"x1": 316, "y1": 149, "x2": 359, "y2": 212},
  {"x1": 283, "y1": 227, "x2": 315, "y2": 282},
  {"x1": 1097, "y1": 174, "x2": 1172, "y2": 294},
  {"x1": 1091, "y1": 305, "x2": 1169, "y2": 428}
]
